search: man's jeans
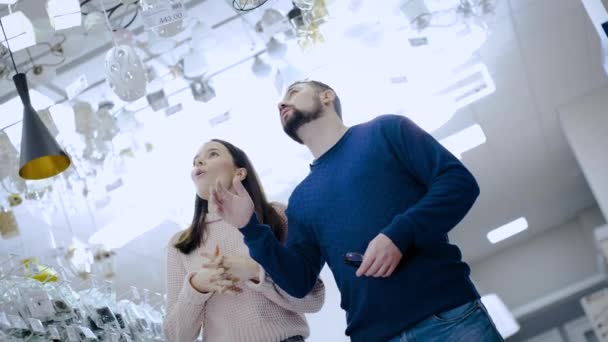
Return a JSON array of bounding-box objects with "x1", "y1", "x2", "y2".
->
[{"x1": 387, "y1": 300, "x2": 504, "y2": 342}]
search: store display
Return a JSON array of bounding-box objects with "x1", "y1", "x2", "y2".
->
[
  {"x1": 580, "y1": 287, "x2": 608, "y2": 341},
  {"x1": 0, "y1": 260, "x2": 166, "y2": 342},
  {"x1": 0, "y1": 1, "x2": 507, "y2": 341},
  {"x1": 0, "y1": 209, "x2": 19, "y2": 239}
]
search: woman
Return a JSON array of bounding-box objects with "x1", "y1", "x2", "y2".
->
[{"x1": 164, "y1": 139, "x2": 325, "y2": 342}]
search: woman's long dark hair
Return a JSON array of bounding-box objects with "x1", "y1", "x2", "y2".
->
[{"x1": 174, "y1": 139, "x2": 286, "y2": 254}]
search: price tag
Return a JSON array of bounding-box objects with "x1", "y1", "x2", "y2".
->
[
  {"x1": 107, "y1": 332, "x2": 121, "y2": 342},
  {"x1": 23, "y1": 289, "x2": 55, "y2": 319},
  {"x1": 7, "y1": 314, "x2": 28, "y2": 330},
  {"x1": 0, "y1": 312, "x2": 12, "y2": 329},
  {"x1": 66, "y1": 74, "x2": 88, "y2": 100},
  {"x1": 28, "y1": 318, "x2": 46, "y2": 335},
  {"x1": 142, "y1": 2, "x2": 186, "y2": 29},
  {"x1": 209, "y1": 111, "x2": 230, "y2": 127},
  {"x1": 48, "y1": 326, "x2": 62, "y2": 340},
  {"x1": 65, "y1": 325, "x2": 80, "y2": 341},
  {"x1": 79, "y1": 326, "x2": 98, "y2": 340}
]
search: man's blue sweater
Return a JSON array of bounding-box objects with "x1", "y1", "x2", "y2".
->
[{"x1": 240, "y1": 115, "x2": 481, "y2": 342}]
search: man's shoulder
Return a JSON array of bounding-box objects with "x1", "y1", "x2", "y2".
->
[
  {"x1": 365, "y1": 114, "x2": 403, "y2": 126},
  {"x1": 352, "y1": 114, "x2": 404, "y2": 135}
]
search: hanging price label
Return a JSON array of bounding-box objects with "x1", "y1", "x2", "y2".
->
[
  {"x1": 142, "y1": 2, "x2": 186, "y2": 29},
  {"x1": 66, "y1": 74, "x2": 88, "y2": 100}
]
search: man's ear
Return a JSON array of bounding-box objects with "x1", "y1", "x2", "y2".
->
[{"x1": 321, "y1": 89, "x2": 336, "y2": 106}]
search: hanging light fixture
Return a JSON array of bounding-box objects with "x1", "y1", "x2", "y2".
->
[
  {"x1": 0, "y1": 19, "x2": 70, "y2": 180},
  {"x1": 0, "y1": 11, "x2": 36, "y2": 52},
  {"x1": 266, "y1": 37, "x2": 287, "y2": 59},
  {"x1": 251, "y1": 55, "x2": 272, "y2": 78},
  {"x1": 46, "y1": 0, "x2": 82, "y2": 31},
  {"x1": 105, "y1": 45, "x2": 147, "y2": 102},
  {"x1": 183, "y1": 48, "x2": 209, "y2": 78}
]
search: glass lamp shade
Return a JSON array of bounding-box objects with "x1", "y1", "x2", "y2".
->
[{"x1": 105, "y1": 45, "x2": 147, "y2": 102}]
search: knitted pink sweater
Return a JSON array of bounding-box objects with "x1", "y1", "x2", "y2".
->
[{"x1": 163, "y1": 204, "x2": 325, "y2": 342}]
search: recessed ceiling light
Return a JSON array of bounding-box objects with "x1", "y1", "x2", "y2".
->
[
  {"x1": 439, "y1": 124, "x2": 486, "y2": 159},
  {"x1": 487, "y1": 217, "x2": 528, "y2": 244}
]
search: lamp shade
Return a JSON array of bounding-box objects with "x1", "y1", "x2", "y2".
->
[{"x1": 14, "y1": 73, "x2": 70, "y2": 179}]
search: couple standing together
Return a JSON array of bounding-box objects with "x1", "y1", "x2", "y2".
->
[{"x1": 163, "y1": 80, "x2": 504, "y2": 342}]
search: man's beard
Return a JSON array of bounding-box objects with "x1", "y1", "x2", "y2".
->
[{"x1": 282, "y1": 100, "x2": 323, "y2": 144}]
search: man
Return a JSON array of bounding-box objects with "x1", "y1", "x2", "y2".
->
[{"x1": 211, "y1": 80, "x2": 503, "y2": 342}]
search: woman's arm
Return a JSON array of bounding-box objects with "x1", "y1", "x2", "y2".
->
[
  {"x1": 163, "y1": 240, "x2": 212, "y2": 342},
  {"x1": 246, "y1": 270, "x2": 325, "y2": 313}
]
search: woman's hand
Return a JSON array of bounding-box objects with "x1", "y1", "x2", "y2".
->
[
  {"x1": 219, "y1": 255, "x2": 261, "y2": 283},
  {"x1": 190, "y1": 267, "x2": 241, "y2": 294},
  {"x1": 191, "y1": 247, "x2": 242, "y2": 294},
  {"x1": 202, "y1": 246, "x2": 261, "y2": 284}
]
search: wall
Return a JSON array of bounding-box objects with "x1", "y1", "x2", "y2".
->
[
  {"x1": 560, "y1": 86, "x2": 608, "y2": 220},
  {"x1": 469, "y1": 206, "x2": 606, "y2": 311}
]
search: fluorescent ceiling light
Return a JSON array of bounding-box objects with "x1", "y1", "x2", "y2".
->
[
  {"x1": 487, "y1": 217, "x2": 528, "y2": 244},
  {"x1": 481, "y1": 294, "x2": 520, "y2": 338},
  {"x1": 0, "y1": 11, "x2": 36, "y2": 52},
  {"x1": 47, "y1": 0, "x2": 82, "y2": 30},
  {"x1": 439, "y1": 124, "x2": 486, "y2": 159},
  {"x1": 435, "y1": 63, "x2": 496, "y2": 110}
]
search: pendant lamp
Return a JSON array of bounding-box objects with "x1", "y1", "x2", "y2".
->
[{"x1": 0, "y1": 18, "x2": 70, "y2": 180}]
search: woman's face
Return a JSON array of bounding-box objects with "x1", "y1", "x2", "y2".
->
[{"x1": 191, "y1": 141, "x2": 242, "y2": 199}]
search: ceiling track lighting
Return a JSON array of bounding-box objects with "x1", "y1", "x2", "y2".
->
[
  {"x1": 0, "y1": 19, "x2": 71, "y2": 180},
  {"x1": 190, "y1": 78, "x2": 216, "y2": 103}
]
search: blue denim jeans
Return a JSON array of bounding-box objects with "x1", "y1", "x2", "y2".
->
[{"x1": 387, "y1": 300, "x2": 504, "y2": 342}]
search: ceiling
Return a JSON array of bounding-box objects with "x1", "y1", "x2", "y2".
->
[{"x1": 1, "y1": 0, "x2": 607, "y2": 304}]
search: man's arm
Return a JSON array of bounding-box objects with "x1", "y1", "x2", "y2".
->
[
  {"x1": 210, "y1": 177, "x2": 324, "y2": 298},
  {"x1": 240, "y1": 211, "x2": 324, "y2": 299},
  {"x1": 380, "y1": 115, "x2": 480, "y2": 252}
]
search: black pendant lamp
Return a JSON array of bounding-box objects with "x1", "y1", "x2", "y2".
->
[{"x1": 1, "y1": 17, "x2": 70, "y2": 180}]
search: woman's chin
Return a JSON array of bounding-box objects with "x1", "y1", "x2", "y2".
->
[{"x1": 196, "y1": 189, "x2": 210, "y2": 200}]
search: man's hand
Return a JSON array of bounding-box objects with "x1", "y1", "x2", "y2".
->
[
  {"x1": 191, "y1": 247, "x2": 242, "y2": 294},
  {"x1": 211, "y1": 176, "x2": 255, "y2": 229},
  {"x1": 356, "y1": 233, "x2": 403, "y2": 278},
  {"x1": 202, "y1": 247, "x2": 261, "y2": 283}
]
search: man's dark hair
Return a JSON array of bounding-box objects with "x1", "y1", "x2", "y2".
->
[{"x1": 289, "y1": 80, "x2": 342, "y2": 119}]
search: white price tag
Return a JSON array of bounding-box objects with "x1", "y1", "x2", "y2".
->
[
  {"x1": 28, "y1": 318, "x2": 46, "y2": 334},
  {"x1": 7, "y1": 314, "x2": 28, "y2": 330},
  {"x1": 142, "y1": 2, "x2": 186, "y2": 29},
  {"x1": 107, "y1": 332, "x2": 121, "y2": 342},
  {"x1": 79, "y1": 326, "x2": 98, "y2": 340},
  {"x1": 0, "y1": 312, "x2": 12, "y2": 329},
  {"x1": 66, "y1": 74, "x2": 88, "y2": 100},
  {"x1": 24, "y1": 289, "x2": 55, "y2": 319},
  {"x1": 209, "y1": 111, "x2": 230, "y2": 127},
  {"x1": 48, "y1": 326, "x2": 62, "y2": 340},
  {"x1": 65, "y1": 326, "x2": 80, "y2": 341}
]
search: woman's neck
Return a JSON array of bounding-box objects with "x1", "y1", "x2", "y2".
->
[{"x1": 207, "y1": 196, "x2": 219, "y2": 214}]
